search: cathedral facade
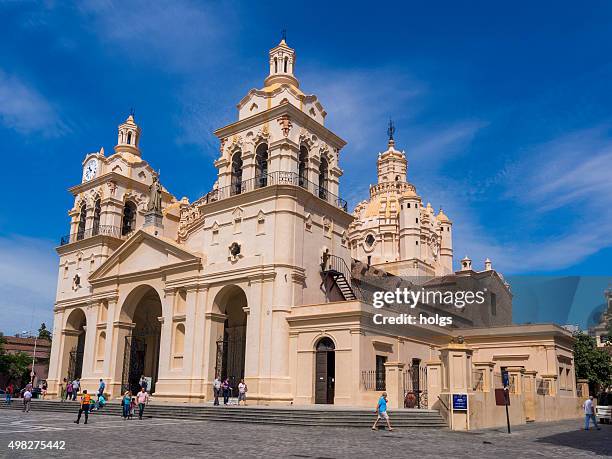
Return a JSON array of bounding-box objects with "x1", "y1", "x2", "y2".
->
[{"x1": 48, "y1": 40, "x2": 581, "y2": 427}]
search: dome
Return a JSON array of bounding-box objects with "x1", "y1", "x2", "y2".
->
[{"x1": 437, "y1": 208, "x2": 451, "y2": 223}]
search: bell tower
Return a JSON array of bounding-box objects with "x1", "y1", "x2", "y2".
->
[
  {"x1": 114, "y1": 113, "x2": 141, "y2": 157},
  {"x1": 264, "y1": 35, "x2": 299, "y2": 89}
]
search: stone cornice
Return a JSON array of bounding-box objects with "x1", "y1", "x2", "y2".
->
[{"x1": 214, "y1": 103, "x2": 346, "y2": 150}]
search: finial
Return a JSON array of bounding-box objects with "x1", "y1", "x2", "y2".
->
[
  {"x1": 130, "y1": 107, "x2": 135, "y2": 117},
  {"x1": 387, "y1": 119, "x2": 395, "y2": 147},
  {"x1": 281, "y1": 29, "x2": 287, "y2": 42}
]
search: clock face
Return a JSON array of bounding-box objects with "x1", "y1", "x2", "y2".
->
[{"x1": 84, "y1": 159, "x2": 98, "y2": 182}]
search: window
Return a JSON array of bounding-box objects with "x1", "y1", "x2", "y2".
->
[
  {"x1": 376, "y1": 355, "x2": 387, "y2": 391},
  {"x1": 231, "y1": 152, "x2": 243, "y2": 195},
  {"x1": 121, "y1": 201, "x2": 137, "y2": 236},
  {"x1": 284, "y1": 56, "x2": 288, "y2": 72},
  {"x1": 77, "y1": 203, "x2": 87, "y2": 240},
  {"x1": 93, "y1": 199, "x2": 101, "y2": 235},
  {"x1": 127, "y1": 131, "x2": 132, "y2": 145},
  {"x1": 255, "y1": 144, "x2": 268, "y2": 188},
  {"x1": 299, "y1": 146, "x2": 308, "y2": 188},
  {"x1": 491, "y1": 292, "x2": 497, "y2": 316},
  {"x1": 274, "y1": 57, "x2": 278, "y2": 73},
  {"x1": 365, "y1": 234, "x2": 375, "y2": 247},
  {"x1": 318, "y1": 157, "x2": 328, "y2": 200}
]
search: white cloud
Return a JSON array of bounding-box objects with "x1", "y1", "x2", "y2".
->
[
  {"x1": 0, "y1": 70, "x2": 67, "y2": 136},
  {"x1": 446, "y1": 126, "x2": 612, "y2": 273},
  {"x1": 75, "y1": 0, "x2": 234, "y2": 72},
  {"x1": 0, "y1": 236, "x2": 57, "y2": 335}
]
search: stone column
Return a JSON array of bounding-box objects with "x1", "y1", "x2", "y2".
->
[
  {"x1": 384, "y1": 362, "x2": 406, "y2": 409},
  {"x1": 439, "y1": 343, "x2": 473, "y2": 431},
  {"x1": 426, "y1": 359, "x2": 443, "y2": 407}
]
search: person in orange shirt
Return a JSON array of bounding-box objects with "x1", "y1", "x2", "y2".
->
[{"x1": 74, "y1": 389, "x2": 91, "y2": 424}]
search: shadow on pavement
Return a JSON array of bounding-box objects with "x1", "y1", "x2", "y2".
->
[{"x1": 535, "y1": 425, "x2": 611, "y2": 456}]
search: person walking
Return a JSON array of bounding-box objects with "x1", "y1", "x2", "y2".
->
[
  {"x1": 128, "y1": 397, "x2": 136, "y2": 420},
  {"x1": 71, "y1": 379, "x2": 80, "y2": 401},
  {"x1": 583, "y1": 395, "x2": 601, "y2": 431},
  {"x1": 5, "y1": 383, "x2": 13, "y2": 405},
  {"x1": 22, "y1": 388, "x2": 32, "y2": 413},
  {"x1": 74, "y1": 390, "x2": 91, "y2": 424},
  {"x1": 98, "y1": 379, "x2": 105, "y2": 398},
  {"x1": 41, "y1": 381, "x2": 48, "y2": 399},
  {"x1": 222, "y1": 378, "x2": 230, "y2": 405},
  {"x1": 238, "y1": 379, "x2": 247, "y2": 406},
  {"x1": 136, "y1": 387, "x2": 149, "y2": 420},
  {"x1": 122, "y1": 391, "x2": 131, "y2": 419},
  {"x1": 139, "y1": 375, "x2": 148, "y2": 392},
  {"x1": 213, "y1": 375, "x2": 221, "y2": 406},
  {"x1": 372, "y1": 392, "x2": 394, "y2": 431},
  {"x1": 66, "y1": 379, "x2": 73, "y2": 401}
]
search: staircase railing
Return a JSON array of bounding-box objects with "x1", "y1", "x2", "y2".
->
[{"x1": 322, "y1": 254, "x2": 365, "y2": 301}]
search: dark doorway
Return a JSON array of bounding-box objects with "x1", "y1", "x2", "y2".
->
[
  {"x1": 315, "y1": 337, "x2": 335, "y2": 404},
  {"x1": 214, "y1": 287, "x2": 247, "y2": 396},
  {"x1": 121, "y1": 289, "x2": 162, "y2": 394}
]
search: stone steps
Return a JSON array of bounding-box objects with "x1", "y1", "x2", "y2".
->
[{"x1": 0, "y1": 401, "x2": 447, "y2": 428}]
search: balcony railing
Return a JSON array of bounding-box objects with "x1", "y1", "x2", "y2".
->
[
  {"x1": 198, "y1": 171, "x2": 348, "y2": 212},
  {"x1": 59, "y1": 225, "x2": 132, "y2": 246}
]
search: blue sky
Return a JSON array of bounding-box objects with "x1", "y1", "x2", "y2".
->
[{"x1": 1, "y1": 1, "x2": 611, "y2": 334}]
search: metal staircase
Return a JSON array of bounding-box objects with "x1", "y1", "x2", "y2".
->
[{"x1": 322, "y1": 254, "x2": 362, "y2": 301}]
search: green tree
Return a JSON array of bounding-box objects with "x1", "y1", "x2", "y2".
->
[
  {"x1": 573, "y1": 332, "x2": 612, "y2": 393},
  {"x1": 38, "y1": 323, "x2": 52, "y2": 341}
]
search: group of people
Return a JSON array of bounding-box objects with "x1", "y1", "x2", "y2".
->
[
  {"x1": 212, "y1": 376, "x2": 248, "y2": 406},
  {"x1": 60, "y1": 377, "x2": 81, "y2": 401},
  {"x1": 121, "y1": 387, "x2": 150, "y2": 420}
]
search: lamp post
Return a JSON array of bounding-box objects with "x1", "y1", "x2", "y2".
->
[{"x1": 22, "y1": 330, "x2": 38, "y2": 386}]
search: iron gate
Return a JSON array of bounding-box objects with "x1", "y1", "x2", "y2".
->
[
  {"x1": 67, "y1": 347, "x2": 84, "y2": 381},
  {"x1": 121, "y1": 331, "x2": 160, "y2": 395},
  {"x1": 403, "y1": 365, "x2": 428, "y2": 408},
  {"x1": 215, "y1": 327, "x2": 246, "y2": 395}
]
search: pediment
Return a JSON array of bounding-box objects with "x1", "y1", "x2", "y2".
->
[{"x1": 90, "y1": 230, "x2": 201, "y2": 281}]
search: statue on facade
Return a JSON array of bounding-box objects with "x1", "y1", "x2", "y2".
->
[{"x1": 147, "y1": 176, "x2": 163, "y2": 213}]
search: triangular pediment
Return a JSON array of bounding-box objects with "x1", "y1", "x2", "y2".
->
[{"x1": 90, "y1": 230, "x2": 201, "y2": 282}]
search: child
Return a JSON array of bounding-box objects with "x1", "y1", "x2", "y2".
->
[{"x1": 129, "y1": 397, "x2": 137, "y2": 419}]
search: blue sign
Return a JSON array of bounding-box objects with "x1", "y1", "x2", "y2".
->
[{"x1": 452, "y1": 393, "x2": 468, "y2": 411}]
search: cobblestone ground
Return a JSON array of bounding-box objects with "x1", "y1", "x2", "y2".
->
[{"x1": 0, "y1": 410, "x2": 610, "y2": 458}]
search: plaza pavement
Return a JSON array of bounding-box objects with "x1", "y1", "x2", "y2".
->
[{"x1": 0, "y1": 409, "x2": 609, "y2": 458}]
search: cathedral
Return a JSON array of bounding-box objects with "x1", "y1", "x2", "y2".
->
[{"x1": 47, "y1": 39, "x2": 582, "y2": 428}]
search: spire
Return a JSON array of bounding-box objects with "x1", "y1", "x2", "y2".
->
[{"x1": 264, "y1": 37, "x2": 299, "y2": 89}]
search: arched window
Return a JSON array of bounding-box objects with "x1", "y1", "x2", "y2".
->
[
  {"x1": 121, "y1": 201, "x2": 137, "y2": 236},
  {"x1": 77, "y1": 203, "x2": 87, "y2": 240},
  {"x1": 255, "y1": 143, "x2": 268, "y2": 188},
  {"x1": 274, "y1": 57, "x2": 278, "y2": 73},
  {"x1": 318, "y1": 157, "x2": 329, "y2": 200},
  {"x1": 231, "y1": 152, "x2": 243, "y2": 195},
  {"x1": 284, "y1": 56, "x2": 288, "y2": 72},
  {"x1": 92, "y1": 199, "x2": 101, "y2": 235},
  {"x1": 127, "y1": 131, "x2": 132, "y2": 145},
  {"x1": 299, "y1": 146, "x2": 308, "y2": 188}
]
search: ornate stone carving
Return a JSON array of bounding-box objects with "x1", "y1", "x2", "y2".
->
[{"x1": 277, "y1": 115, "x2": 292, "y2": 137}]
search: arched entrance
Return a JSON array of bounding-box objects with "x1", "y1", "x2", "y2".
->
[
  {"x1": 213, "y1": 285, "x2": 247, "y2": 396},
  {"x1": 64, "y1": 308, "x2": 86, "y2": 381},
  {"x1": 120, "y1": 286, "x2": 162, "y2": 395},
  {"x1": 315, "y1": 337, "x2": 335, "y2": 404}
]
